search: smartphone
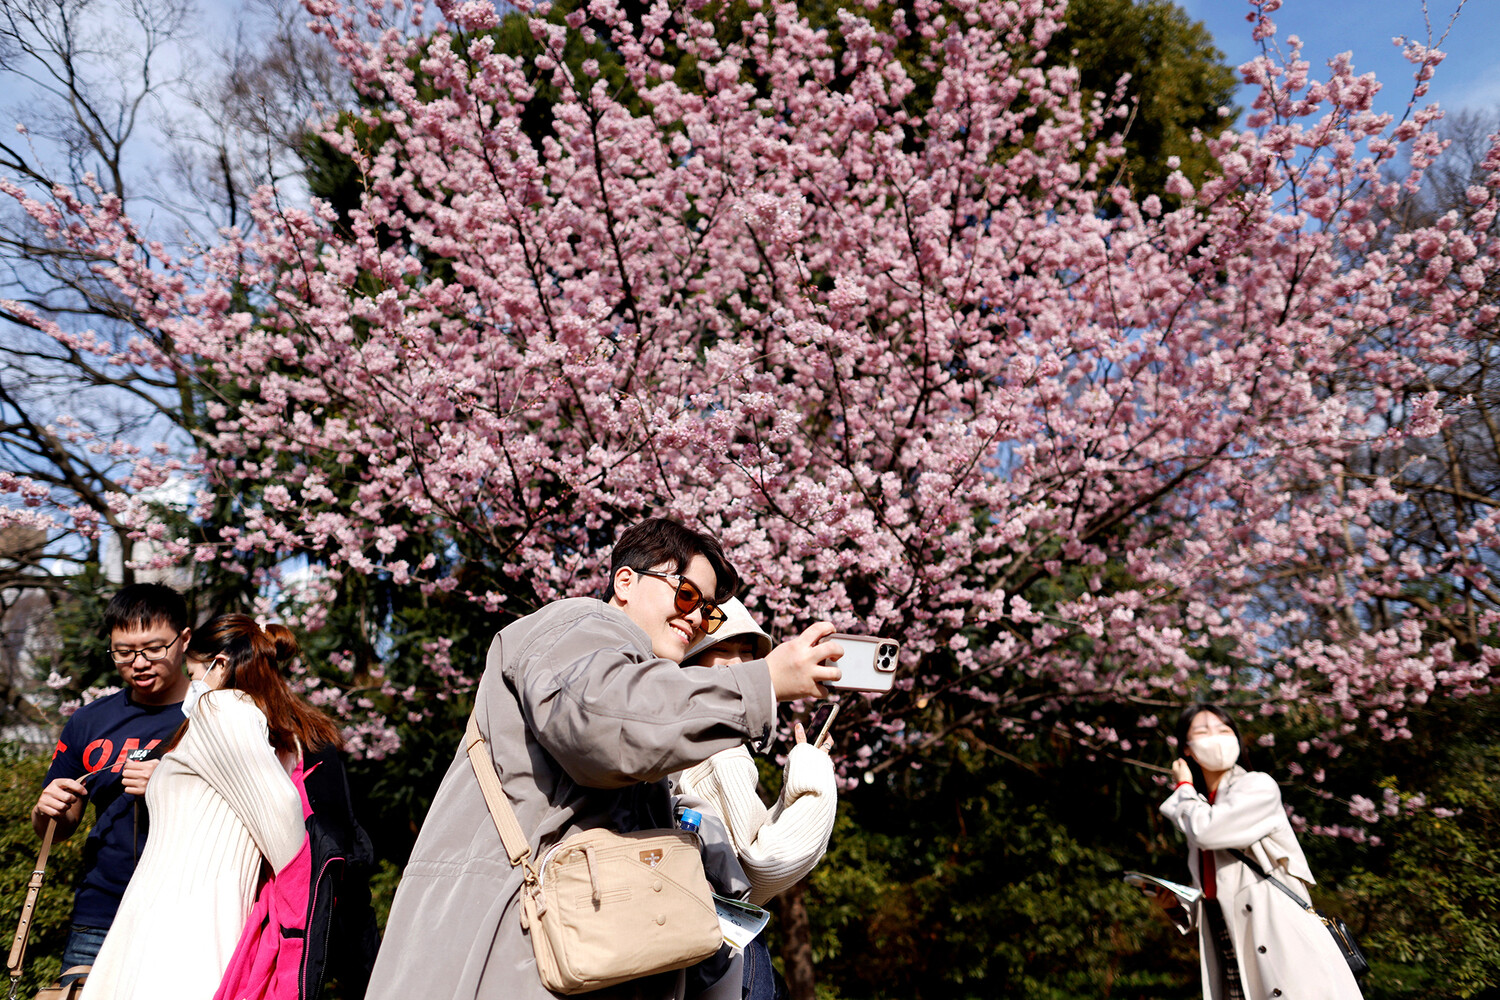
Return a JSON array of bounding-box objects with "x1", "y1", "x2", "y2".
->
[
  {"x1": 808, "y1": 702, "x2": 839, "y2": 745},
  {"x1": 822, "y1": 634, "x2": 900, "y2": 693}
]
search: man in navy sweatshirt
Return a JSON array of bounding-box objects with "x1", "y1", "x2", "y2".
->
[{"x1": 31, "y1": 583, "x2": 192, "y2": 977}]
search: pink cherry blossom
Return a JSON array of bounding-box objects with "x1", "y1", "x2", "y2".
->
[{"x1": 4, "y1": 0, "x2": 1499, "y2": 803}]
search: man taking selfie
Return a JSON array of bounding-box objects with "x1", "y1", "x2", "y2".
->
[{"x1": 368, "y1": 517, "x2": 841, "y2": 1000}]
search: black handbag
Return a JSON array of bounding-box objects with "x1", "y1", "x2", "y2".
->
[{"x1": 1228, "y1": 849, "x2": 1369, "y2": 980}]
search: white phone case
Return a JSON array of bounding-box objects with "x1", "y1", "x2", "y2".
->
[{"x1": 823, "y1": 634, "x2": 900, "y2": 692}]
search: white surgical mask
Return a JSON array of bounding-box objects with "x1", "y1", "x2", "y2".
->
[
  {"x1": 1188, "y1": 733, "x2": 1240, "y2": 772},
  {"x1": 181, "y1": 678, "x2": 212, "y2": 718},
  {"x1": 182, "y1": 659, "x2": 223, "y2": 717}
]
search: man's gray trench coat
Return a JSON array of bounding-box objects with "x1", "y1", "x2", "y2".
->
[{"x1": 366, "y1": 598, "x2": 777, "y2": 1000}]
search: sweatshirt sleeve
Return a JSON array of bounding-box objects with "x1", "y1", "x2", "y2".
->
[
  {"x1": 509, "y1": 610, "x2": 776, "y2": 789},
  {"x1": 682, "y1": 743, "x2": 837, "y2": 904},
  {"x1": 1159, "y1": 770, "x2": 1286, "y2": 851},
  {"x1": 43, "y1": 712, "x2": 86, "y2": 785},
  {"x1": 180, "y1": 690, "x2": 306, "y2": 870}
]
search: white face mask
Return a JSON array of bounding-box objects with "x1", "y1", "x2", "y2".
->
[
  {"x1": 1188, "y1": 733, "x2": 1240, "y2": 772},
  {"x1": 182, "y1": 659, "x2": 222, "y2": 717},
  {"x1": 181, "y1": 679, "x2": 211, "y2": 718}
]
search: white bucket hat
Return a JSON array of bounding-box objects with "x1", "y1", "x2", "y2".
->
[{"x1": 682, "y1": 596, "x2": 773, "y2": 663}]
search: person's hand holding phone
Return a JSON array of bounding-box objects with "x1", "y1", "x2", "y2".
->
[{"x1": 766, "y1": 623, "x2": 843, "y2": 701}]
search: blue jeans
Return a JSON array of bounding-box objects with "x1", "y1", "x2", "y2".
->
[
  {"x1": 59, "y1": 924, "x2": 107, "y2": 983},
  {"x1": 742, "y1": 939, "x2": 785, "y2": 1000}
]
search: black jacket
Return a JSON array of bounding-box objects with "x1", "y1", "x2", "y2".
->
[{"x1": 299, "y1": 746, "x2": 380, "y2": 1000}]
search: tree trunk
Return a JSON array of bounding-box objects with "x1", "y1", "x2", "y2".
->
[{"x1": 777, "y1": 882, "x2": 816, "y2": 1000}]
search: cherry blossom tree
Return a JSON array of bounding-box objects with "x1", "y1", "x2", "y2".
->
[
  {"x1": 0, "y1": 0, "x2": 355, "y2": 722},
  {"x1": 4, "y1": 0, "x2": 1499, "y2": 789}
]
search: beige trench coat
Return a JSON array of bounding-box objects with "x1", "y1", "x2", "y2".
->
[
  {"x1": 1160, "y1": 767, "x2": 1364, "y2": 1000},
  {"x1": 366, "y1": 598, "x2": 777, "y2": 1000}
]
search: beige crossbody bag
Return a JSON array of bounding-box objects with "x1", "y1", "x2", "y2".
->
[{"x1": 463, "y1": 714, "x2": 723, "y2": 994}]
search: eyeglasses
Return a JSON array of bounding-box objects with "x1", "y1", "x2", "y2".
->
[
  {"x1": 109, "y1": 632, "x2": 184, "y2": 664},
  {"x1": 633, "y1": 569, "x2": 727, "y2": 635}
]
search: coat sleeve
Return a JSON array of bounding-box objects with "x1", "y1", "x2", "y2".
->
[
  {"x1": 1159, "y1": 771, "x2": 1287, "y2": 851},
  {"x1": 180, "y1": 690, "x2": 306, "y2": 870},
  {"x1": 510, "y1": 611, "x2": 776, "y2": 789}
]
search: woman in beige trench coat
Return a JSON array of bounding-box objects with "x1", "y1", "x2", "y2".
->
[{"x1": 1159, "y1": 704, "x2": 1363, "y2": 1000}]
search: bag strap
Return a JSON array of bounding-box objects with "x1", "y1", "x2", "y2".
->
[
  {"x1": 7, "y1": 817, "x2": 57, "y2": 994},
  {"x1": 1226, "y1": 848, "x2": 1314, "y2": 912},
  {"x1": 463, "y1": 713, "x2": 534, "y2": 869}
]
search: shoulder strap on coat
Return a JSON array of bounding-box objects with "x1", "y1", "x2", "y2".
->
[
  {"x1": 464, "y1": 712, "x2": 534, "y2": 868},
  {"x1": 1227, "y1": 848, "x2": 1313, "y2": 911}
]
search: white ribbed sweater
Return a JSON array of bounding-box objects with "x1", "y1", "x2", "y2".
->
[
  {"x1": 677, "y1": 742, "x2": 838, "y2": 905},
  {"x1": 80, "y1": 690, "x2": 306, "y2": 1000}
]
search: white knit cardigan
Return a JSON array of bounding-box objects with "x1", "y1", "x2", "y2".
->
[
  {"x1": 677, "y1": 741, "x2": 838, "y2": 905},
  {"x1": 80, "y1": 689, "x2": 306, "y2": 1000}
]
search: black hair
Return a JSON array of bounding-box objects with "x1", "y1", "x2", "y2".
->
[
  {"x1": 1174, "y1": 702, "x2": 1244, "y2": 796},
  {"x1": 102, "y1": 583, "x2": 188, "y2": 637},
  {"x1": 604, "y1": 517, "x2": 740, "y2": 603}
]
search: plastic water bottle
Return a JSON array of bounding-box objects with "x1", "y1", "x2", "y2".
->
[{"x1": 678, "y1": 809, "x2": 702, "y2": 835}]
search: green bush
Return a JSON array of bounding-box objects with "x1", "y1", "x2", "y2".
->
[
  {"x1": 0, "y1": 743, "x2": 395, "y2": 1000},
  {"x1": 791, "y1": 695, "x2": 1500, "y2": 999}
]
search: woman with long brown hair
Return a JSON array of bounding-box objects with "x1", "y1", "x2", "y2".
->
[{"x1": 81, "y1": 615, "x2": 342, "y2": 1000}]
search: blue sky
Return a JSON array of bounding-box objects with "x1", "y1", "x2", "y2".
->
[{"x1": 1178, "y1": 0, "x2": 1500, "y2": 118}]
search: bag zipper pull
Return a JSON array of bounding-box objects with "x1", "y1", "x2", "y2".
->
[{"x1": 584, "y1": 845, "x2": 601, "y2": 904}]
